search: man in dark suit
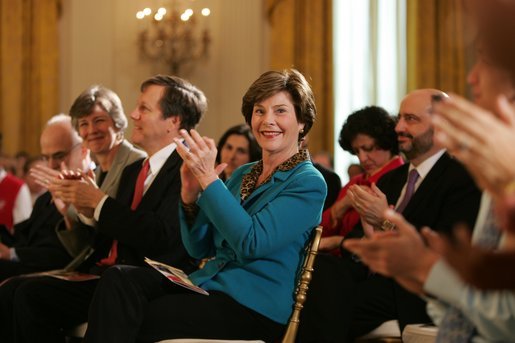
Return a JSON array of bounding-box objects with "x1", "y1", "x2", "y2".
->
[
  {"x1": 0, "y1": 114, "x2": 92, "y2": 280},
  {"x1": 298, "y1": 89, "x2": 481, "y2": 342},
  {"x1": 313, "y1": 162, "x2": 342, "y2": 210},
  {"x1": 3, "y1": 76, "x2": 207, "y2": 343}
]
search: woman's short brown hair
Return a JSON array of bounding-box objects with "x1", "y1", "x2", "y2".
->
[{"x1": 241, "y1": 69, "x2": 316, "y2": 140}]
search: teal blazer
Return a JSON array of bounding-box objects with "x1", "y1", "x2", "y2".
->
[{"x1": 180, "y1": 159, "x2": 327, "y2": 324}]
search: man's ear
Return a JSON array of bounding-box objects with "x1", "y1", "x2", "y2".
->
[{"x1": 167, "y1": 115, "x2": 182, "y2": 133}]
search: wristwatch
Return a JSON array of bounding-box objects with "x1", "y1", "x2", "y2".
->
[{"x1": 380, "y1": 219, "x2": 396, "y2": 231}]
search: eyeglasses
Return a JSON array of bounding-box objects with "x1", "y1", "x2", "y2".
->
[{"x1": 42, "y1": 143, "x2": 82, "y2": 163}]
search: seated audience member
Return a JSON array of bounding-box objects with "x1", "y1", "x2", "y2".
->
[
  {"x1": 298, "y1": 89, "x2": 481, "y2": 342},
  {"x1": 3, "y1": 75, "x2": 206, "y2": 343},
  {"x1": 0, "y1": 159, "x2": 31, "y2": 236},
  {"x1": 347, "y1": 163, "x2": 364, "y2": 179},
  {"x1": 83, "y1": 69, "x2": 327, "y2": 342},
  {"x1": 22, "y1": 156, "x2": 47, "y2": 205},
  {"x1": 13, "y1": 151, "x2": 30, "y2": 179},
  {"x1": 0, "y1": 114, "x2": 91, "y2": 281},
  {"x1": 313, "y1": 159, "x2": 342, "y2": 211},
  {"x1": 345, "y1": 42, "x2": 515, "y2": 342},
  {"x1": 216, "y1": 123, "x2": 261, "y2": 181},
  {"x1": 318, "y1": 106, "x2": 403, "y2": 254},
  {"x1": 35, "y1": 85, "x2": 147, "y2": 258},
  {"x1": 301, "y1": 137, "x2": 342, "y2": 210},
  {"x1": 312, "y1": 150, "x2": 334, "y2": 170}
]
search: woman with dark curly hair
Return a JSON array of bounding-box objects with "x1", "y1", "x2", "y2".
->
[
  {"x1": 319, "y1": 106, "x2": 404, "y2": 254},
  {"x1": 216, "y1": 123, "x2": 261, "y2": 181}
]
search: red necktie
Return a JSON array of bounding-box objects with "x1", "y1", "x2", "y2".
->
[{"x1": 98, "y1": 159, "x2": 150, "y2": 267}]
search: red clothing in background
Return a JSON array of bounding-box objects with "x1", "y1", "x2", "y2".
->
[{"x1": 320, "y1": 156, "x2": 404, "y2": 240}]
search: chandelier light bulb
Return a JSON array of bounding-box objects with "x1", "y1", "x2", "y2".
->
[{"x1": 136, "y1": 2, "x2": 212, "y2": 75}]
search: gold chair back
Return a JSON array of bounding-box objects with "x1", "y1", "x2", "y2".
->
[{"x1": 282, "y1": 226, "x2": 323, "y2": 343}]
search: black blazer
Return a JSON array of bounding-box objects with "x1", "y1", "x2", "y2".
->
[
  {"x1": 12, "y1": 192, "x2": 72, "y2": 270},
  {"x1": 374, "y1": 152, "x2": 482, "y2": 330},
  {"x1": 378, "y1": 152, "x2": 480, "y2": 235},
  {"x1": 313, "y1": 163, "x2": 342, "y2": 211},
  {"x1": 81, "y1": 150, "x2": 192, "y2": 274}
]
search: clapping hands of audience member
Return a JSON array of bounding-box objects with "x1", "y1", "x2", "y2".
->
[
  {"x1": 426, "y1": 194, "x2": 515, "y2": 290},
  {"x1": 329, "y1": 195, "x2": 352, "y2": 229},
  {"x1": 433, "y1": 94, "x2": 515, "y2": 197},
  {"x1": 30, "y1": 163, "x2": 71, "y2": 217},
  {"x1": 174, "y1": 129, "x2": 226, "y2": 204},
  {"x1": 347, "y1": 183, "x2": 388, "y2": 229},
  {"x1": 318, "y1": 235, "x2": 345, "y2": 251},
  {"x1": 30, "y1": 163, "x2": 101, "y2": 220},
  {"x1": 344, "y1": 209, "x2": 440, "y2": 295}
]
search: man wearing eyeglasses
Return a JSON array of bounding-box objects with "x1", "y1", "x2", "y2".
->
[{"x1": 0, "y1": 114, "x2": 92, "y2": 282}]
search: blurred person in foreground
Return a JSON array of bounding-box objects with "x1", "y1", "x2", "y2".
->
[
  {"x1": 416, "y1": 0, "x2": 515, "y2": 291},
  {"x1": 83, "y1": 69, "x2": 326, "y2": 342}
]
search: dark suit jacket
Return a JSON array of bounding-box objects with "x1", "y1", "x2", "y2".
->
[
  {"x1": 313, "y1": 163, "x2": 342, "y2": 211},
  {"x1": 378, "y1": 152, "x2": 480, "y2": 235},
  {"x1": 79, "y1": 150, "x2": 192, "y2": 274},
  {"x1": 0, "y1": 192, "x2": 72, "y2": 279},
  {"x1": 372, "y1": 152, "x2": 482, "y2": 331}
]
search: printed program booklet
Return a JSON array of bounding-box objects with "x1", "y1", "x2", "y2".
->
[
  {"x1": 0, "y1": 269, "x2": 99, "y2": 287},
  {"x1": 145, "y1": 257, "x2": 209, "y2": 296}
]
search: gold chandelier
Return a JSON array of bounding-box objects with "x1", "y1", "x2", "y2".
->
[{"x1": 136, "y1": 1, "x2": 211, "y2": 75}]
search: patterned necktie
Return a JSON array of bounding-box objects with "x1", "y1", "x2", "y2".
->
[
  {"x1": 98, "y1": 159, "x2": 149, "y2": 267},
  {"x1": 436, "y1": 201, "x2": 501, "y2": 342},
  {"x1": 396, "y1": 168, "x2": 419, "y2": 213}
]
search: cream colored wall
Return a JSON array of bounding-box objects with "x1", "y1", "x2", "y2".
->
[{"x1": 59, "y1": 0, "x2": 268, "y2": 141}]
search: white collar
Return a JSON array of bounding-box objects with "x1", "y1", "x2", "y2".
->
[
  {"x1": 409, "y1": 149, "x2": 445, "y2": 181},
  {"x1": 147, "y1": 141, "x2": 177, "y2": 176}
]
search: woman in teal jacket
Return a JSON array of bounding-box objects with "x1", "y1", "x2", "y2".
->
[{"x1": 84, "y1": 69, "x2": 327, "y2": 342}]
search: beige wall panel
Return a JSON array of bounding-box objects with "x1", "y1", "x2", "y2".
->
[{"x1": 59, "y1": 0, "x2": 267, "y2": 143}]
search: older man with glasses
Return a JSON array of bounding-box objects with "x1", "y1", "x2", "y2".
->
[{"x1": 0, "y1": 114, "x2": 93, "y2": 281}]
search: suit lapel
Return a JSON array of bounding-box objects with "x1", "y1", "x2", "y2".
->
[
  {"x1": 138, "y1": 150, "x2": 181, "y2": 208},
  {"x1": 100, "y1": 141, "x2": 131, "y2": 198}
]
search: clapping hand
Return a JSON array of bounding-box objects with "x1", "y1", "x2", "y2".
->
[
  {"x1": 344, "y1": 209, "x2": 440, "y2": 295},
  {"x1": 174, "y1": 129, "x2": 226, "y2": 204},
  {"x1": 348, "y1": 183, "x2": 388, "y2": 228},
  {"x1": 433, "y1": 94, "x2": 515, "y2": 197}
]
